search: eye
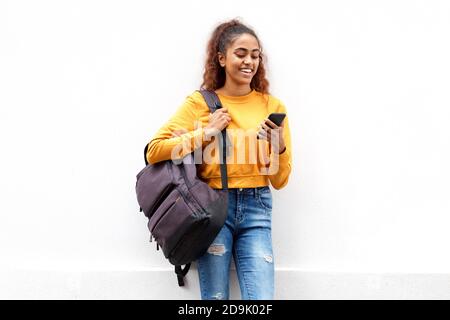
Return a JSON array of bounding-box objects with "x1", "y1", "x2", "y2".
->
[{"x1": 234, "y1": 50, "x2": 261, "y2": 60}]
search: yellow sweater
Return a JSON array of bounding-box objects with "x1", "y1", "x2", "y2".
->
[{"x1": 146, "y1": 89, "x2": 292, "y2": 190}]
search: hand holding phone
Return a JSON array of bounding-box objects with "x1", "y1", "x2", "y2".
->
[{"x1": 257, "y1": 112, "x2": 286, "y2": 140}]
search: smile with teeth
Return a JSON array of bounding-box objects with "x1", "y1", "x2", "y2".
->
[{"x1": 240, "y1": 68, "x2": 253, "y2": 74}]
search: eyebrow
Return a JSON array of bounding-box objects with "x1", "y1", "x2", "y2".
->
[{"x1": 234, "y1": 47, "x2": 261, "y2": 53}]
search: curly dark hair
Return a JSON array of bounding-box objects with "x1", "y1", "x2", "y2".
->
[{"x1": 201, "y1": 19, "x2": 270, "y2": 95}]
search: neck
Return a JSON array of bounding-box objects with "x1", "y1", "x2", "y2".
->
[{"x1": 219, "y1": 82, "x2": 252, "y2": 97}]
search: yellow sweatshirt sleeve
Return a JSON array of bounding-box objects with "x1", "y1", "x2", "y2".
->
[
  {"x1": 268, "y1": 101, "x2": 292, "y2": 190},
  {"x1": 146, "y1": 92, "x2": 205, "y2": 164}
]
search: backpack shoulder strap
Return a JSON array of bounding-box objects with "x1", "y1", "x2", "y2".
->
[
  {"x1": 198, "y1": 89, "x2": 228, "y2": 190},
  {"x1": 199, "y1": 89, "x2": 222, "y2": 113},
  {"x1": 175, "y1": 264, "x2": 191, "y2": 286}
]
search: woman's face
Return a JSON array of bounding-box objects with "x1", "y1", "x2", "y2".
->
[{"x1": 218, "y1": 33, "x2": 261, "y2": 87}]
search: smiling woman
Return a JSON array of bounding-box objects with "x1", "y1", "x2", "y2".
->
[
  {"x1": 145, "y1": 19, "x2": 292, "y2": 300},
  {"x1": 202, "y1": 21, "x2": 269, "y2": 97}
]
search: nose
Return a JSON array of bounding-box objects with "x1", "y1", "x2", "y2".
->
[{"x1": 242, "y1": 55, "x2": 251, "y2": 65}]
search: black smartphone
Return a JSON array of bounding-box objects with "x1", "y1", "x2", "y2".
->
[
  {"x1": 257, "y1": 112, "x2": 286, "y2": 139},
  {"x1": 267, "y1": 112, "x2": 286, "y2": 127}
]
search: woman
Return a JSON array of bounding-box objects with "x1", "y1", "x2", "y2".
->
[{"x1": 146, "y1": 19, "x2": 292, "y2": 300}]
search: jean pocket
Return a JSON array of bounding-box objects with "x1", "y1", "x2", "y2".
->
[{"x1": 257, "y1": 191, "x2": 272, "y2": 211}]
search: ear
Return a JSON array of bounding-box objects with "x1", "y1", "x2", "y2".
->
[{"x1": 217, "y1": 52, "x2": 226, "y2": 67}]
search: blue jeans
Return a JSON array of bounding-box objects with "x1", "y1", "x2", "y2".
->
[{"x1": 197, "y1": 186, "x2": 274, "y2": 300}]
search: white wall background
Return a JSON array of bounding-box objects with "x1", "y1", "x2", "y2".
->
[{"x1": 1, "y1": 0, "x2": 450, "y2": 299}]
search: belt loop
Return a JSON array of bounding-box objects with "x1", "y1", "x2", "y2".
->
[{"x1": 254, "y1": 187, "x2": 258, "y2": 198}]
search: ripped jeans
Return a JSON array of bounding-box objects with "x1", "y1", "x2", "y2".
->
[{"x1": 197, "y1": 186, "x2": 274, "y2": 300}]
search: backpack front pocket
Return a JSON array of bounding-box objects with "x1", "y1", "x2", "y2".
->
[{"x1": 149, "y1": 188, "x2": 198, "y2": 256}]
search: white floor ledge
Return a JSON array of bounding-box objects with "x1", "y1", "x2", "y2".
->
[{"x1": 1, "y1": 269, "x2": 449, "y2": 299}]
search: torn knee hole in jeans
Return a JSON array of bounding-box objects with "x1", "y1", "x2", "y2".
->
[
  {"x1": 207, "y1": 244, "x2": 225, "y2": 256},
  {"x1": 212, "y1": 292, "x2": 224, "y2": 300}
]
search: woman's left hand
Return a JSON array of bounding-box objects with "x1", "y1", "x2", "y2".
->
[{"x1": 257, "y1": 118, "x2": 286, "y2": 154}]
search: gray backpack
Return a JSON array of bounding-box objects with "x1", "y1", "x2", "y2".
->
[{"x1": 135, "y1": 90, "x2": 228, "y2": 286}]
